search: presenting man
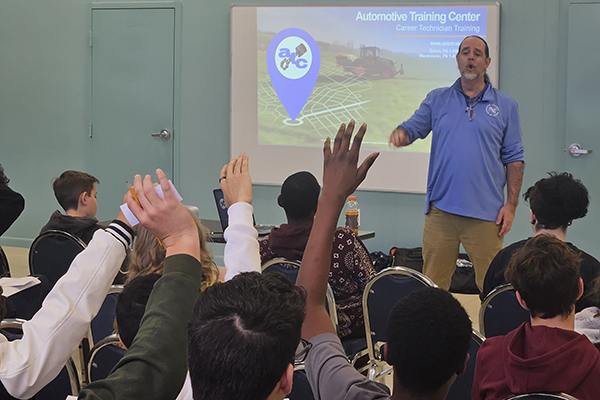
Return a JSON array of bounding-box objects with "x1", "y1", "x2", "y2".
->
[{"x1": 389, "y1": 35, "x2": 524, "y2": 290}]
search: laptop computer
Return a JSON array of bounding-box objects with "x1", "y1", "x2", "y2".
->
[{"x1": 213, "y1": 189, "x2": 277, "y2": 236}]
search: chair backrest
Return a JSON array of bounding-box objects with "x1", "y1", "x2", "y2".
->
[
  {"x1": 261, "y1": 257, "x2": 301, "y2": 281},
  {"x1": 446, "y1": 329, "x2": 485, "y2": 400},
  {"x1": 0, "y1": 245, "x2": 10, "y2": 277},
  {"x1": 87, "y1": 334, "x2": 126, "y2": 383},
  {"x1": 91, "y1": 285, "x2": 123, "y2": 344},
  {"x1": 29, "y1": 230, "x2": 86, "y2": 286},
  {"x1": 479, "y1": 283, "x2": 530, "y2": 338},
  {"x1": 288, "y1": 368, "x2": 315, "y2": 400},
  {"x1": 506, "y1": 394, "x2": 580, "y2": 400},
  {"x1": 261, "y1": 258, "x2": 338, "y2": 331},
  {"x1": 0, "y1": 318, "x2": 80, "y2": 398},
  {"x1": 363, "y1": 267, "x2": 436, "y2": 362}
]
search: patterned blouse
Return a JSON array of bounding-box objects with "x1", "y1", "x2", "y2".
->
[{"x1": 260, "y1": 222, "x2": 377, "y2": 338}]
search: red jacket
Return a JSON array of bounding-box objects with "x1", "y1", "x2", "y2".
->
[{"x1": 473, "y1": 322, "x2": 600, "y2": 400}]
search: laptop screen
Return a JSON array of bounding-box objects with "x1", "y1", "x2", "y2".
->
[{"x1": 213, "y1": 189, "x2": 229, "y2": 232}]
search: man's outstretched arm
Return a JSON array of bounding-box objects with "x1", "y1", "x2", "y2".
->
[{"x1": 296, "y1": 121, "x2": 379, "y2": 340}]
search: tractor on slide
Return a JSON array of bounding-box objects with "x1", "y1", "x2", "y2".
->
[{"x1": 335, "y1": 46, "x2": 404, "y2": 78}]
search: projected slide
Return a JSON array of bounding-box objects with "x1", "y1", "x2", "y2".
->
[
  {"x1": 231, "y1": 4, "x2": 499, "y2": 193},
  {"x1": 257, "y1": 7, "x2": 488, "y2": 152}
]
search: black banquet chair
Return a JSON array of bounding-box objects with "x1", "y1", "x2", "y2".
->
[
  {"x1": 87, "y1": 334, "x2": 126, "y2": 383},
  {"x1": 479, "y1": 283, "x2": 530, "y2": 338},
  {"x1": 0, "y1": 318, "x2": 80, "y2": 399},
  {"x1": 446, "y1": 329, "x2": 485, "y2": 400},
  {"x1": 506, "y1": 393, "x2": 580, "y2": 400},
  {"x1": 29, "y1": 230, "x2": 86, "y2": 287},
  {"x1": 362, "y1": 266, "x2": 436, "y2": 380}
]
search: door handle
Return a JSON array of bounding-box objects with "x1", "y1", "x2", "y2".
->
[
  {"x1": 151, "y1": 129, "x2": 171, "y2": 140},
  {"x1": 568, "y1": 143, "x2": 592, "y2": 158}
]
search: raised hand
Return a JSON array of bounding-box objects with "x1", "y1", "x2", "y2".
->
[
  {"x1": 219, "y1": 152, "x2": 252, "y2": 208},
  {"x1": 322, "y1": 120, "x2": 379, "y2": 204},
  {"x1": 126, "y1": 169, "x2": 200, "y2": 259}
]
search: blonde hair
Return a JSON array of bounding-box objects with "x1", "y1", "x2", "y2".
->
[{"x1": 127, "y1": 211, "x2": 219, "y2": 290}]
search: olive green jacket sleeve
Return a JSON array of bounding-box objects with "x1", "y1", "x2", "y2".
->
[{"x1": 78, "y1": 254, "x2": 202, "y2": 400}]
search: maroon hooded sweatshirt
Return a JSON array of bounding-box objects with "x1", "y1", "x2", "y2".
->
[{"x1": 472, "y1": 322, "x2": 600, "y2": 400}]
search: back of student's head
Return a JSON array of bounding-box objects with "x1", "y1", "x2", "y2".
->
[
  {"x1": 278, "y1": 171, "x2": 320, "y2": 221},
  {"x1": 115, "y1": 273, "x2": 161, "y2": 348},
  {"x1": 188, "y1": 272, "x2": 306, "y2": 400},
  {"x1": 386, "y1": 287, "x2": 471, "y2": 396},
  {"x1": 127, "y1": 211, "x2": 218, "y2": 290},
  {"x1": 523, "y1": 172, "x2": 588, "y2": 230},
  {"x1": 505, "y1": 234, "x2": 581, "y2": 319},
  {"x1": 52, "y1": 170, "x2": 99, "y2": 212}
]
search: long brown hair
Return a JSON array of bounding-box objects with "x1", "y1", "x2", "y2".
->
[{"x1": 127, "y1": 211, "x2": 219, "y2": 290}]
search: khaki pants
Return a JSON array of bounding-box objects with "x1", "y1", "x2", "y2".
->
[{"x1": 423, "y1": 205, "x2": 503, "y2": 290}]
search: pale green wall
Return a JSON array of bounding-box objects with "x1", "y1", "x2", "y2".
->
[{"x1": 0, "y1": 0, "x2": 583, "y2": 262}]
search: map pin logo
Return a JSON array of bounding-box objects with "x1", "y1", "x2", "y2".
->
[{"x1": 266, "y1": 28, "x2": 320, "y2": 122}]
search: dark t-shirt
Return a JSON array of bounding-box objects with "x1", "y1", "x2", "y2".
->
[{"x1": 481, "y1": 238, "x2": 600, "y2": 312}]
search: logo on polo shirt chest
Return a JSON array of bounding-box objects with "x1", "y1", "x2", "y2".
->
[{"x1": 486, "y1": 104, "x2": 500, "y2": 117}]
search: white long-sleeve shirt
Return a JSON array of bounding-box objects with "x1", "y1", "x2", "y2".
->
[
  {"x1": 0, "y1": 223, "x2": 131, "y2": 399},
  {"x1": 175, "y1": 201, "x2": 261, "y2": 400}
]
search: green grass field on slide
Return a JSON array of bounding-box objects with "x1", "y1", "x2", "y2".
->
[{"x1": 257, "y1": 40, "x2": 459, "y2": 153}]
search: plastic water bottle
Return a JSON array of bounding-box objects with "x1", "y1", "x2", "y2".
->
[{"x1": 345, "y1": 196, "x2": 359, "y2": 234}]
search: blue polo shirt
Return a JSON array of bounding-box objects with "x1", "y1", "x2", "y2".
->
[{"x1": 400, "y1": 78, "x2": 524, "y2": 222}]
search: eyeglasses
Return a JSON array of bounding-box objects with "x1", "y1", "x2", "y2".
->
[{"x1": 294, "y1": 338, "x2": 313, "y2": 364}]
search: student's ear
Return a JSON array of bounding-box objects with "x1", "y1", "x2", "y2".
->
[
  {"x1": 530, "y1": 210, "x2": 536, "y2": 225},
  {"x1": 382, "y1": 343, "x2": 393, "y2": 365},
  {"x1": 277, "y1": 195, "x2": 283, "y2": 208},
  {"x1": 79, "y1": 191, "x2": 89, "y2": 207},
  {"x1": 456, "y1": 353, "x2": 469, "y2": 376},
  {"x1": 515, "y1": 291, "x2": 529, "y2": 311},
  {"x1": 280, "y1": 363, "x2": 294, "y2": 396},
  {"x1": 576, "y1": 277, "x2": 584, "y2": 300}
]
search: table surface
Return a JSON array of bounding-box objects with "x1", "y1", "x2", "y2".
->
[{"x1": 201, "y1": 219, "x2": 375, "y2": 244}]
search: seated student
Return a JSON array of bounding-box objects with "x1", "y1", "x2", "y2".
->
[
  {"x1": 0, "y1": 197, "x2": 133, "y2": 398},
  {"x1": 472, "y1": 234, "x2": 600, "y2": 400},
  {"x1": 111, "y1": 156, "x2": 261, "y2": 400},
  {"x1": 125, "y1": 212, "x2": 219, "y2": 288},
  {"x1": 481, "y1": 172, "x2": 600, "y2": 312},
  {"x1": 0, "y1": 164, "x2": 25, "y2": 237},
  {"x1": 260, "y1": 171, "x2": 376, "y2": 338},
  {"x1": 40, "y1": 170, "x2": 104, "y2": 244},
  {"x1": 296, "y1": 121, "x2": 472, "y2": 400},
  {"x1": 114, "y1": 273, "x2": 195, "y2": 400},
  {"x1": 78, "y1": 158, "x2": 263, "y2": 399},
  {"x1": 126, "y1": 156, "x2": 260, "y2": 284}
]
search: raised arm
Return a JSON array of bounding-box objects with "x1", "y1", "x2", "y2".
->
[
  {"x1": 79, "y1": 169, "x2": 203, "y2": 400},
  {"x1": 0, "y1": 208, "x2": 133, "y2": 398},
  {"x1": 220, "y1": 153, "x2": 261, "y2": 281},
  {"x1": 296, "y1": 121, "x2": 379, "y2": 340}
]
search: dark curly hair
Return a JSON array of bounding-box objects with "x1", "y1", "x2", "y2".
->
[
  {"x1": 0, "y1": 164, "x2": 9, "y2": 186},
  {"x1": 278, "y1": 171, "x2": 321, "y2": 221},
  {"x1": 386, "y1": 287, "x2": 472, "y2": 396},
  {"x1": 523, "y1": 172, "x2": 588, "y2": 230}
]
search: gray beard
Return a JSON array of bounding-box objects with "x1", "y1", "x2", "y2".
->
[{"x1": 461, "y1": 70, "x2": 480, "y2": 81}]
